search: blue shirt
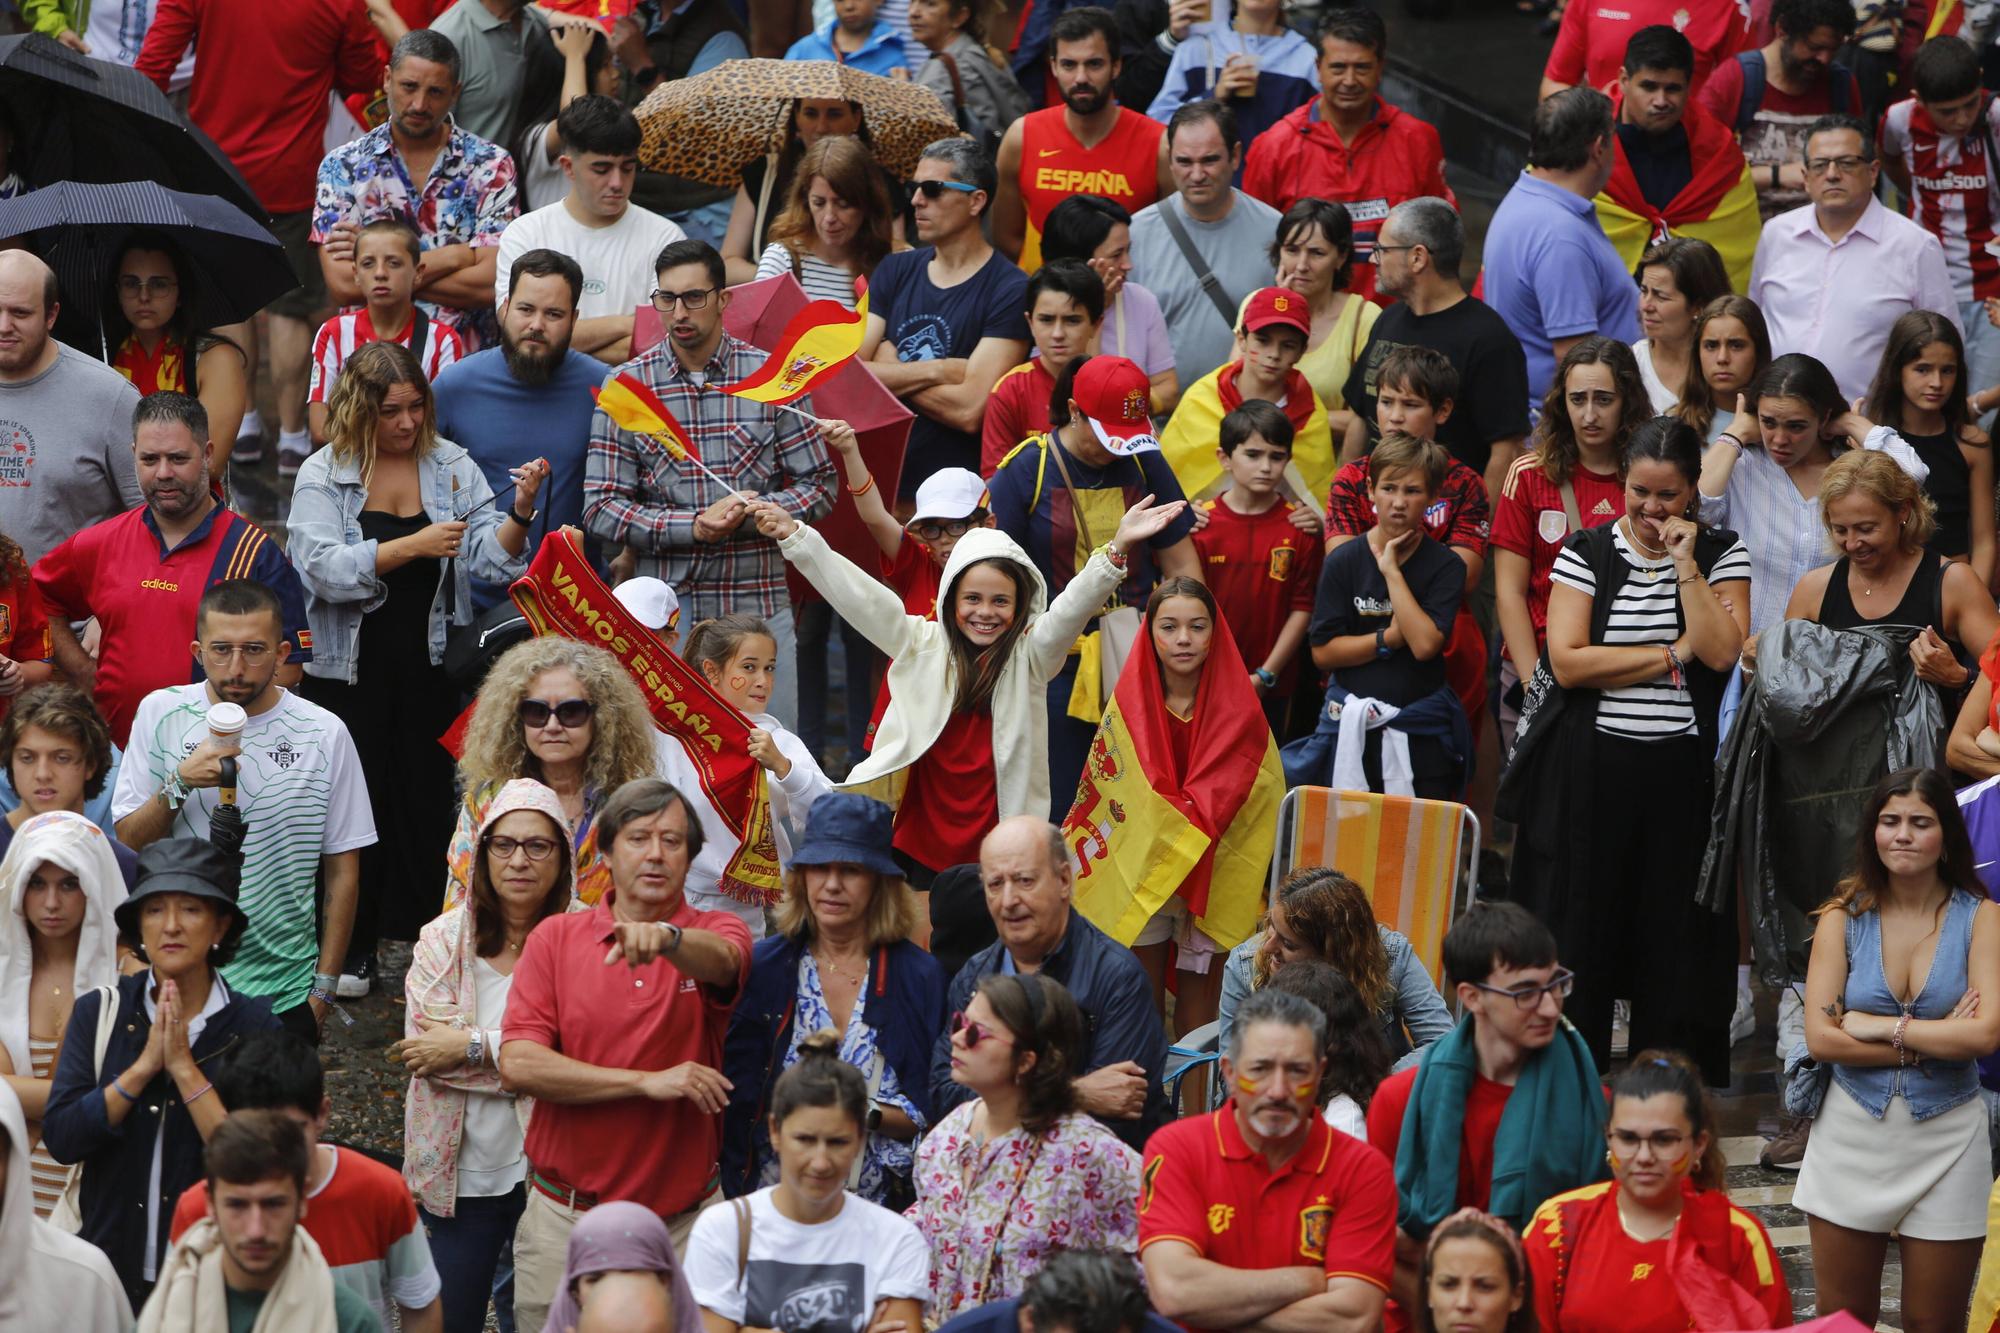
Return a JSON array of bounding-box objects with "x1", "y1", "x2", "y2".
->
[
  {"x1": 1481, "y1": 171, "x2": 1641, "y2": 407},
  {"x1": 870, "y1": 246, "x2": 1029, "y2": 494},
  {"x1": 433, "y1": 346, "x2": 610, "y2": 610},
  {"x1": 783, "y1": 18, "x2": 909, "y2": 76},
  {"x1": 935, "y1": 1300, "x2": 1182, "y2": 1333}
]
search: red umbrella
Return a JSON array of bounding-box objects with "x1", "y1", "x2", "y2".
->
[{"x1": 631, "y1": 273, "x2": 913, "y2": 572}]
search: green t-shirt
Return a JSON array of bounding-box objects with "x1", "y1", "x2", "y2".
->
[{"x1": 225, "y1": 1277, "x2": 380, "y2": 1332}]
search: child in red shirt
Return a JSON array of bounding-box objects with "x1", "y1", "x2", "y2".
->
[
  {"x1": 1191, "y1": 401, "x2": 1323, "y2": 737},
  {"x1": 981, "y1": 261, "x2": 1104, "y2": 473},
  {"x1": 0, "y1": 530, "x2": 52, "y2": 721}
]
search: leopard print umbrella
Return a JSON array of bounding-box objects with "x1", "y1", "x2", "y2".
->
[{"x1": 635, "y1": 57, "x2": 964, "y2": 186}]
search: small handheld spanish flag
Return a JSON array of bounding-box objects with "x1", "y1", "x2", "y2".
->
[
  {"x1": 718, "y1": 280, "x2": 869, "y2": 407},
  {"x1": 593, "y1": 372, "x2": 696, "y2": 461}
]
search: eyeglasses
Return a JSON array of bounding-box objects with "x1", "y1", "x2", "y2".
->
[
  {"x1": 913, "y1": 179, "x2": 979, "y2": 200},
  {"x1": 1804, "y1": 155, "x2": 1870, "y2": 176},
  {"x1": 912, "y1": 518, "x2": 975, "y2": 541},
  {"x1": 649, "y1": 286, "x2": 717, "y2": 311},
  {"x1": 949, "y1": 1010, "x2": 1014, "y2": 1049},
  {"x1": 517, "y1": 698, "x2": 595, "y2": 729},
  {"x1": 1370, "y1": 244, "x2": 1417, "y2": 263},
  {"x1": 1468, "y1": 967, "x2": 1574, "y2": 1011},
  {"x1": 203, "y1": 642, "x2": 271, "y2": 663},
  {"x1": 1607, "y1": 1129, "x2": 1690, "y2": 1157},
  {"x1": 118, "y1": 275, "x2": 179, "y2": 297},
  {"x1": 485, "y1": 834, "x2": 560, "y2": 862}
]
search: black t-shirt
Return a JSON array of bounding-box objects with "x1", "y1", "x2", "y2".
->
[
  {"x1": 1308, "y1": 532, "x2": 1463, "y2": 704},
  {"x1": 1616, "y1": 120, "x2": 1693, "y2": 212},
  {"x1": 1342, "y1": 294, "x2": 1532, "y2": 476}
]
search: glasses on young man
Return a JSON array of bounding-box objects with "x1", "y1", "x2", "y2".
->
[
  {"x1": 650, "y1": 286, "x2": 717, "y2": 311},
  {"x1": 1467, "y1": 967, "x2": 1574, "y2": 1011},
  {"x1": 517, "y1": 698, "x2": 595, "y2": 729},
  {"x1": 912, "y1": 519, "x2": 975, "y2": 541}
]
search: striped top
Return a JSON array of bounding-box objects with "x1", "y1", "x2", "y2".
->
[
  {"x1": 29, "y1": 1037, "x2": 66, "y2": 1220},
  {"x1": 755, "y1": 243, "x2": 863, "y2": 309},
  {"x1": 1550, "y1": 523, "x2": 1750, "y2": 740},
  {"x1": 307, "y1": 307, "x2": 464, "y2": 405}
]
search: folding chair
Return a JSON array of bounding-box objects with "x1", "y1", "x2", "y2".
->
[
  {"x1": 1268, "y1": 787, "x2": 1481, "y2": 988},
  {"x1": 1164, "y1": 1019, "x2": 1220, "y2": 1109}
]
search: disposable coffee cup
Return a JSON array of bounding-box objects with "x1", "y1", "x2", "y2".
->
[{"x1": 207, "y1": 702, "x2": 246, "y2": 747}]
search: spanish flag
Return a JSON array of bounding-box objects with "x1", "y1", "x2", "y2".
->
[
  {"x1": 1594, "y1": 95, "x2": 1761, "y2": 294},
  {"x1": 593, "y1": 372, "x2": 698, "y2": 460},
  {"x1": 1065, "y1": 611, "x2": 1283, "y2": 953},
  {"x1": 719, "y1": 281, "x2": 870, "y2": 406}
]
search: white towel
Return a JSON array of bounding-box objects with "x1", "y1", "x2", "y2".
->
[{"x1": 1329, "y1": 695, "x2": 1415, "y2": 796}]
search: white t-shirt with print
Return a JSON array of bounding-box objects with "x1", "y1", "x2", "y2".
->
[
  {"x1": 683, "y1": 1186, "x2": 930, "y2": 1333},
  {"x1": 112, "y1": 685, "x2": 377, "y2": 1009},
  {"x1": 494, "y1": 200, "x2": 686, "y2": 320}
]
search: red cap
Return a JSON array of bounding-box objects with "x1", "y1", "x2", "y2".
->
[
  {"x1": 1241, "y1": 286, "x2": 1311, "y2": 338},
  {"x1": 1071, "y1": 355, "x2": 1158, "y2": 455}
]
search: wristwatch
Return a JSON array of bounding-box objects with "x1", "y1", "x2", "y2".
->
[
  {"x1": 1374, "y1": 628, "x2": 1392, "y2": 660},
  {"x1": 509, "y1": 504, "x2": 538, "y2": 527}
]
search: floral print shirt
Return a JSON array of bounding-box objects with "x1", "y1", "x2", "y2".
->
[
  {"x1": 754, "y1": 953, "x2": 922, "y2": 1204},
  {"x1": 311, "y1": 118, "x2": 517, "y2": 339},
  {"x1": 910, "y1": 1102, "x2": 1142, "y2": 1320}
]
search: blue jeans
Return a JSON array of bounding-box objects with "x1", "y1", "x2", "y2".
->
[
  {"x1": 1964, "y1": 297, "x2": 2000, "y2": 432},
  {"x1": 422, "y1": 1186, "x2": 526, "y2": 1333}
]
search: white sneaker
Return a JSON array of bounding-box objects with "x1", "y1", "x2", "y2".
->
[
  {"x1": 1730, "y1": 986, "x2": 1756, "y2": 1044},
  {"x1": 1611, "y1": 999, "x2": 1630, "y2": 1057},
  {"x1": 335, "y1": 956, "x2": 373, "y2": 998}
]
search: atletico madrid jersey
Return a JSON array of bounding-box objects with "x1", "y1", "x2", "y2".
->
[
  {"x1": 1880, "y1": 95, "x2": 2000, "y2": 302},
  {"x1": 32, "y1": 503, "x2": 314, "y2": 745}
]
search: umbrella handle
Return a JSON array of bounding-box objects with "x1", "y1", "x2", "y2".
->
[{"x1": 219, "y1": 757, "x2": 236, "y2": 806}]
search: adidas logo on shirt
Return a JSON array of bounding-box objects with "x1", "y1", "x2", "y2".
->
[{"x1": 1591, "y1": 499, "x2": 1616, "y2": 515}]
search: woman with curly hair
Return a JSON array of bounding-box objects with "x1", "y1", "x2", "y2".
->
[
  {"x1": 1491, "y1": 337, "x2": 1650, "y2": 731},
  {"x1": 755, "y1": 135, "x2": 894, "y2": 309},
  {"x1": 1267, "y1": 958, "x2": 1393, "y2": 1137},
  {"x1": 445, "y1": 636, "x2": 661, "y2": 913},
  {"x1": 1215, "y1": 865, "x2": 1453, "y2": 1070},
  {"x1": 290, "y1": 341, "x2": 549, "y2": 986}
]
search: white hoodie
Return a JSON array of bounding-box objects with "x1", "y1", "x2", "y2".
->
[
  {"x1": 0, "y1": 812, "x2": 130, "y2": 1077},
  {"x1": 777, "y1": 523, "x2": 1124, "y2": 820},
  {"x1": 0, "y1": 1080, "x2": 133, "y2": 1330}
]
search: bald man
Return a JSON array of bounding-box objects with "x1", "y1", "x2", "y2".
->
[
  {"x1": 926, "y1": 815, "x2": 1171, "y2": 1152},
  {"x1": 0, "y1": 252, "x2": 143, "y2": 564},
  {"x1": 574, "y1": 1273, "x2": 676, "y2": 1333}
]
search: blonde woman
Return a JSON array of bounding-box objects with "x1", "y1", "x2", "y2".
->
[
  {"x1": 289, "y1": 340, "x2": 548, "y2": 986},
  {"x1": 445, "y1": 637, "x2": 660, "y2": 912}
]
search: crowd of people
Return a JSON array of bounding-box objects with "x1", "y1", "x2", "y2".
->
[{"x1": 13, "y1": 0, "x2": 2000, "y2": 1327}]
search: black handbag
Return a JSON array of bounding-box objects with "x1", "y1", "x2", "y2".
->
[{"x1": 442, "y1": 599, "x2": 531, "y2": 693}]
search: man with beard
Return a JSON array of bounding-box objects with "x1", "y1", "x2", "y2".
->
[
  {"x1": 1697, "y1": 0, "x2": 1861, "y2": 222},
  {"x1": 995, "y1": 6, "x2": 1172, "y2": 272},
  {"x1": 436, "y1": 249, "x2": 612, "y2": 610},
  {"x1": 585, "y1": 239, "x2": 835, "y2": 729},
  {"x1": 34, "y1": 393, "x2": 311, "y2": 747},
  {"x1": 0, "y1": 251, "x2": 143, "y2": 568},
  {"x1": 113, "y1": 578, "x2": 374, "y2": 1044},
  {"x1": 1139, "y1": 986, "x2": 1395, "y2": 1331}
]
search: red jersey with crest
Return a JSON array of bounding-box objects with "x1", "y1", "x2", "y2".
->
[
  {"x1": 1192, "y1": 495, "x2": 1322, "y2": 692},
  {"x1": 1880, "y1": 95, "x2": 2000, "y2": 302},
  {"x1": 1018, "y1": 106, "x2": 1164, "y2": 272}
]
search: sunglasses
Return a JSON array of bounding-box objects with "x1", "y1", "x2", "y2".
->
[
  {"x1": 517, "y1": 698, "x2": 595, "y2": 729},
  {"x1": 913, "y1": 179, "x2": 979, "y2": 200},
  {"x1": 949, "y1": 1010, "x2": 1014, "y2": 1049}
]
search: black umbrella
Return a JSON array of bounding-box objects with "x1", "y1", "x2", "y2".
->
[
  {"x1": 0, "y1": 180, "x2": 298, "y2": 354},
  {"x1": 0, "y1": 33, "x2": 262, "y2": 219}
]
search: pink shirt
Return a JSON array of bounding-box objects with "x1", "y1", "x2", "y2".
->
[{"x1": 1748, "y1": 195, "x2": 1962, "y2": 403}]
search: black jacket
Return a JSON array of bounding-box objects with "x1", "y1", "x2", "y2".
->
[
  {"x1": 42, "y1": 972, "x2": 280, "y2": 1310},
  {"x1": 930, "y1": 909, "x2": 1171, "y2": 1152}
]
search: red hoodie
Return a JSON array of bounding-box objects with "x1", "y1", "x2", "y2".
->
[{"x1": 1241, "y1": 97, "x2": 1454, "y2": 302}]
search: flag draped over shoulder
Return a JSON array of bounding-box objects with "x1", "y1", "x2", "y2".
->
[
  {"x1": 1596, "y1": 96, "x2": 1761, "y2": 292},
  {"x1": 719, "y1": 283, "x2": 870, "y2": 405},
  {"x1": 1064, "y1": 610, "x2": 1283, "y2": 952},
  {"x1": 508, "y1": 530, "x2": 784, "y2": 907}
]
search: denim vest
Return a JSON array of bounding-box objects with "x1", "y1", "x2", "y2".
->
[
  {"x1": 1833, "y1": 889, "x2": 1983, "y2": 1120},
  {"x1": 286, "y1": 437, "x2": 527, "y2": 682}
]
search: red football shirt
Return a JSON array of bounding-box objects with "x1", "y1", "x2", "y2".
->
[
  {"x1": 983, "y1": 360, "x2": 1058, "y2": 475},
  {"x1": 0, "y1": 573, "x2": 50, "y2": 723},
  {"x1": 1544, "y1": 0, "x2": 1749, "y2": 95},
  {"x1": 502, "y1": 892, "x2": 752, "y2": 1217},
  {"x1": 1192, "y1": 496, "x2": 1322, "y2": 692},
  {"x1": 892, "y1": 706, "x2": 997, "y2": 873},
  {"x1": 1140, "y1": 1107, "x2": 1397, "y2": 1294},
  {"x1": 1489, "y1": 463, "x2": 1623, "y2": 646}
]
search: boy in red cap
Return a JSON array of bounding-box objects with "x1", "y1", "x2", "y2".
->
[{"x1": 1160, "y1": 286, "x2": 1335, "y2": 509}]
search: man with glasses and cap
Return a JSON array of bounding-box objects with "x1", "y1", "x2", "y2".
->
[
  {"x1": 1362, "y1": 902, "x2": 1608, "y2": 1333},
  {"x1": 583, "y1": 238, "x2": 836, "y2": 733}
]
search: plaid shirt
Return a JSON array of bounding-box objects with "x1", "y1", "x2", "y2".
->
[{"x1": 583, "y1": 334, "x2": 836, "y2": 618}]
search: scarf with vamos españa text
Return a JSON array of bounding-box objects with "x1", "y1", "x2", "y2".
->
[
  {"x1": 1064, "y1": 609, "x2": 1282, "y2": 953},
  {"x1": 509, "y1": 529, "x2": 784, "y2": 907}
]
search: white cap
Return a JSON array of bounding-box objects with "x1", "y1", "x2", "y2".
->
[
  {"x1": 614, "y1": 577, "x2": 681, "y2": 631},
  {"x1": 906, "y1": 468, "x2": 989, "y2": 526}
]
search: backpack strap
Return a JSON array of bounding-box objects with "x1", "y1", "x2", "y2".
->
[
  {"x1": 1734, "y1": 49, "x2": 1766, "y2": 136},
  {"x1": 732, "y1": 1196, "x2": 753, "y2": 1287}
]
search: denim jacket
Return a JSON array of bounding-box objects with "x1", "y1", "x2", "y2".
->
[
  {"x1": 1833, "y1": 889, "x2": 1983, "y2": 1121},
  {"x1": 1217, "y1": 923, "x2": 1455, "y2": 1072},
  {"x1": 287, "y1": 437, "x2": 526, "y2": 682}
]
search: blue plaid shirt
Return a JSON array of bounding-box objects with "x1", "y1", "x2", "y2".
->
[{"x1": 583, "y1": 334, "x2": 837, "y2": 619}]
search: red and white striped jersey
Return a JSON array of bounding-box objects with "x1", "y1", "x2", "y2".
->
[
  {"x1": 308, "y1": 307, "x2": 465, "y2": 403},
  {"x1": 1880, "y1": 95, "x2": 2000, "y2": 303}
]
